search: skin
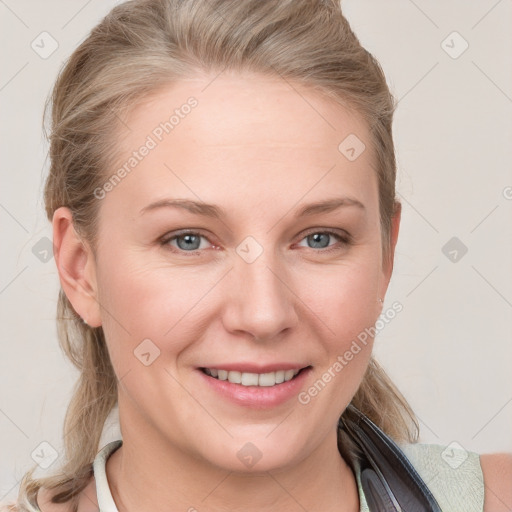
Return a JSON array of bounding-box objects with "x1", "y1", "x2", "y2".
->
[{"x1": 44, "y1": 71, "x2": 512, "y2": 511}]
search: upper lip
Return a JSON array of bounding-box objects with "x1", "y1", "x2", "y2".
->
[{"x1": 199, "y1": 363, "x2": 311, "y2": 373}]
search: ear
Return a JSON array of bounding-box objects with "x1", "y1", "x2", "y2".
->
[
  {"x1": 52, "y1": 206, "x2": 102, "y2": 327},
  {"x1": 379, "y1": 201, "x2": 401, "y2": 299}
]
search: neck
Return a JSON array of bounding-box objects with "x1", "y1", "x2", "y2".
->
[{"x1": 106, "y1": 401, "x2": 360, "y2": 512}]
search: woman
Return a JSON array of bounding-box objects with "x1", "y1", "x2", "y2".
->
[{"x1": 3, "y1": 0, "x2": 511, "y2": 510}]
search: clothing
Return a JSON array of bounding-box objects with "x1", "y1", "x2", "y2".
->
[
  {"x1": 354, "y1": 440, "x2": 484, "y2": 511},
  {"x1": 28, "y1": 438, "x2": 484, "y2": 511}
]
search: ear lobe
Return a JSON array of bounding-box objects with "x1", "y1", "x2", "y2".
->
[{"x1": 52, "y1": 206, "x2": 102, "y2": 327}]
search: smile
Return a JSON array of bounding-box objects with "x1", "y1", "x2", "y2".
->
[{"x1": 200, "y1": 367, "x2": 305, "y2": 387}]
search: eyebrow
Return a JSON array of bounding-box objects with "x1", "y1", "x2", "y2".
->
[{"x1": 139, "y1": 196, "x2": 365, "y2": 218}]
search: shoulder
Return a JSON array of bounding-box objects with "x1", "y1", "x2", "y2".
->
[
  {"x1": 397, "y1": 441, "x2": 486, "y2": 511},
  {"x1": 480, "y1": 452, "x2": 512, "y2": 512}
]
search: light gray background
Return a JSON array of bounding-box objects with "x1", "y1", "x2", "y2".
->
[{"x1": 1, "y1": 0, "x2": 511, "y2": 501}]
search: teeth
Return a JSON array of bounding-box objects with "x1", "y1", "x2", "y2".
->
[
  {"x1": 241, "y1": 372, "x2": 259, "y2": 386},
  {"x1": 203, "y1": 368, "x2": 301, "y2": 387},
  {"x1": 228, "y1": 371, "x2": 242, "y2": 384}
]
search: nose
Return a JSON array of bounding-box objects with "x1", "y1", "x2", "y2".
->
[{"x1": 221, "y1": 248, "x2": 299, "y2": 341}]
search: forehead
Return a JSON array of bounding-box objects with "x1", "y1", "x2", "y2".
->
[
  {"x1": 122, "y1": 71, "x2": 369, "y2": 150},
  {"x1": 107, "y1": 71, "x2": 377, "y2": 215}
]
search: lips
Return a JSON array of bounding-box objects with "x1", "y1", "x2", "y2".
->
[
  {"x1": 198, "y1": 363, "x2": 309, "y2": 373},
  {"x1": 197, "y1": 364, "x2": 313, "y2": 408}
]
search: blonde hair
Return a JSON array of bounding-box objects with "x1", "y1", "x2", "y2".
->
[{"x1": 5, "y1": 0, "x2": 419, "y2": 510}]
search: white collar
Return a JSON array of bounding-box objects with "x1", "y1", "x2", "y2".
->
[
  {"x1": 92, "y1": 440, "x2": 123, "y2": 512},
  {"x1": 92, "y1": 439, "x2": 368, "y2": 511}
]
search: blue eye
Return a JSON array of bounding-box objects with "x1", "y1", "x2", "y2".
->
[
  {"x1": 160, "y1": 229, "x2": 351, "y2": 255},
  {"x1": 297, "y1": 231, "x2": 350, "y2": 252},
  {"x1": 162, "y1": 231, "x2": 211, "y2": 252}
]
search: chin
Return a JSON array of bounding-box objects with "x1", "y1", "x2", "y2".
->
[{"x1": 197, "y1": 434, "x2": 306, "y2": 474}]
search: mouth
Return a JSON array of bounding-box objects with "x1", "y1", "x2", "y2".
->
[{"x1": 199, "y1": 366, "x2": 311, "y2": 388}]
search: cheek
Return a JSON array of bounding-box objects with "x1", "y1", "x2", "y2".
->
[
  {"x1": 95, "y1": 252, "x2": 221, "y2": 364},
  {"x1": 298, "y1": 259, "x2": 382, "y2": 340},
  {"x1": 296, "y1": 266, "x2": 379, "y2": 423}
]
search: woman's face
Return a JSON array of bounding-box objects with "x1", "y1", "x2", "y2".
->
[{"x1": 87, "y1": 71, "x2": 397, "y2": 471}]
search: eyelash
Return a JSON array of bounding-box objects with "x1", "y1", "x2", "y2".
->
[{"x1": 159, "y1": 228, "x2": 352, "y2": 255}]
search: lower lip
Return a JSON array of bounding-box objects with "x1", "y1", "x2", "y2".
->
[{"x1": 197, "y1": 367, "x2": 313, "y2": 409}]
